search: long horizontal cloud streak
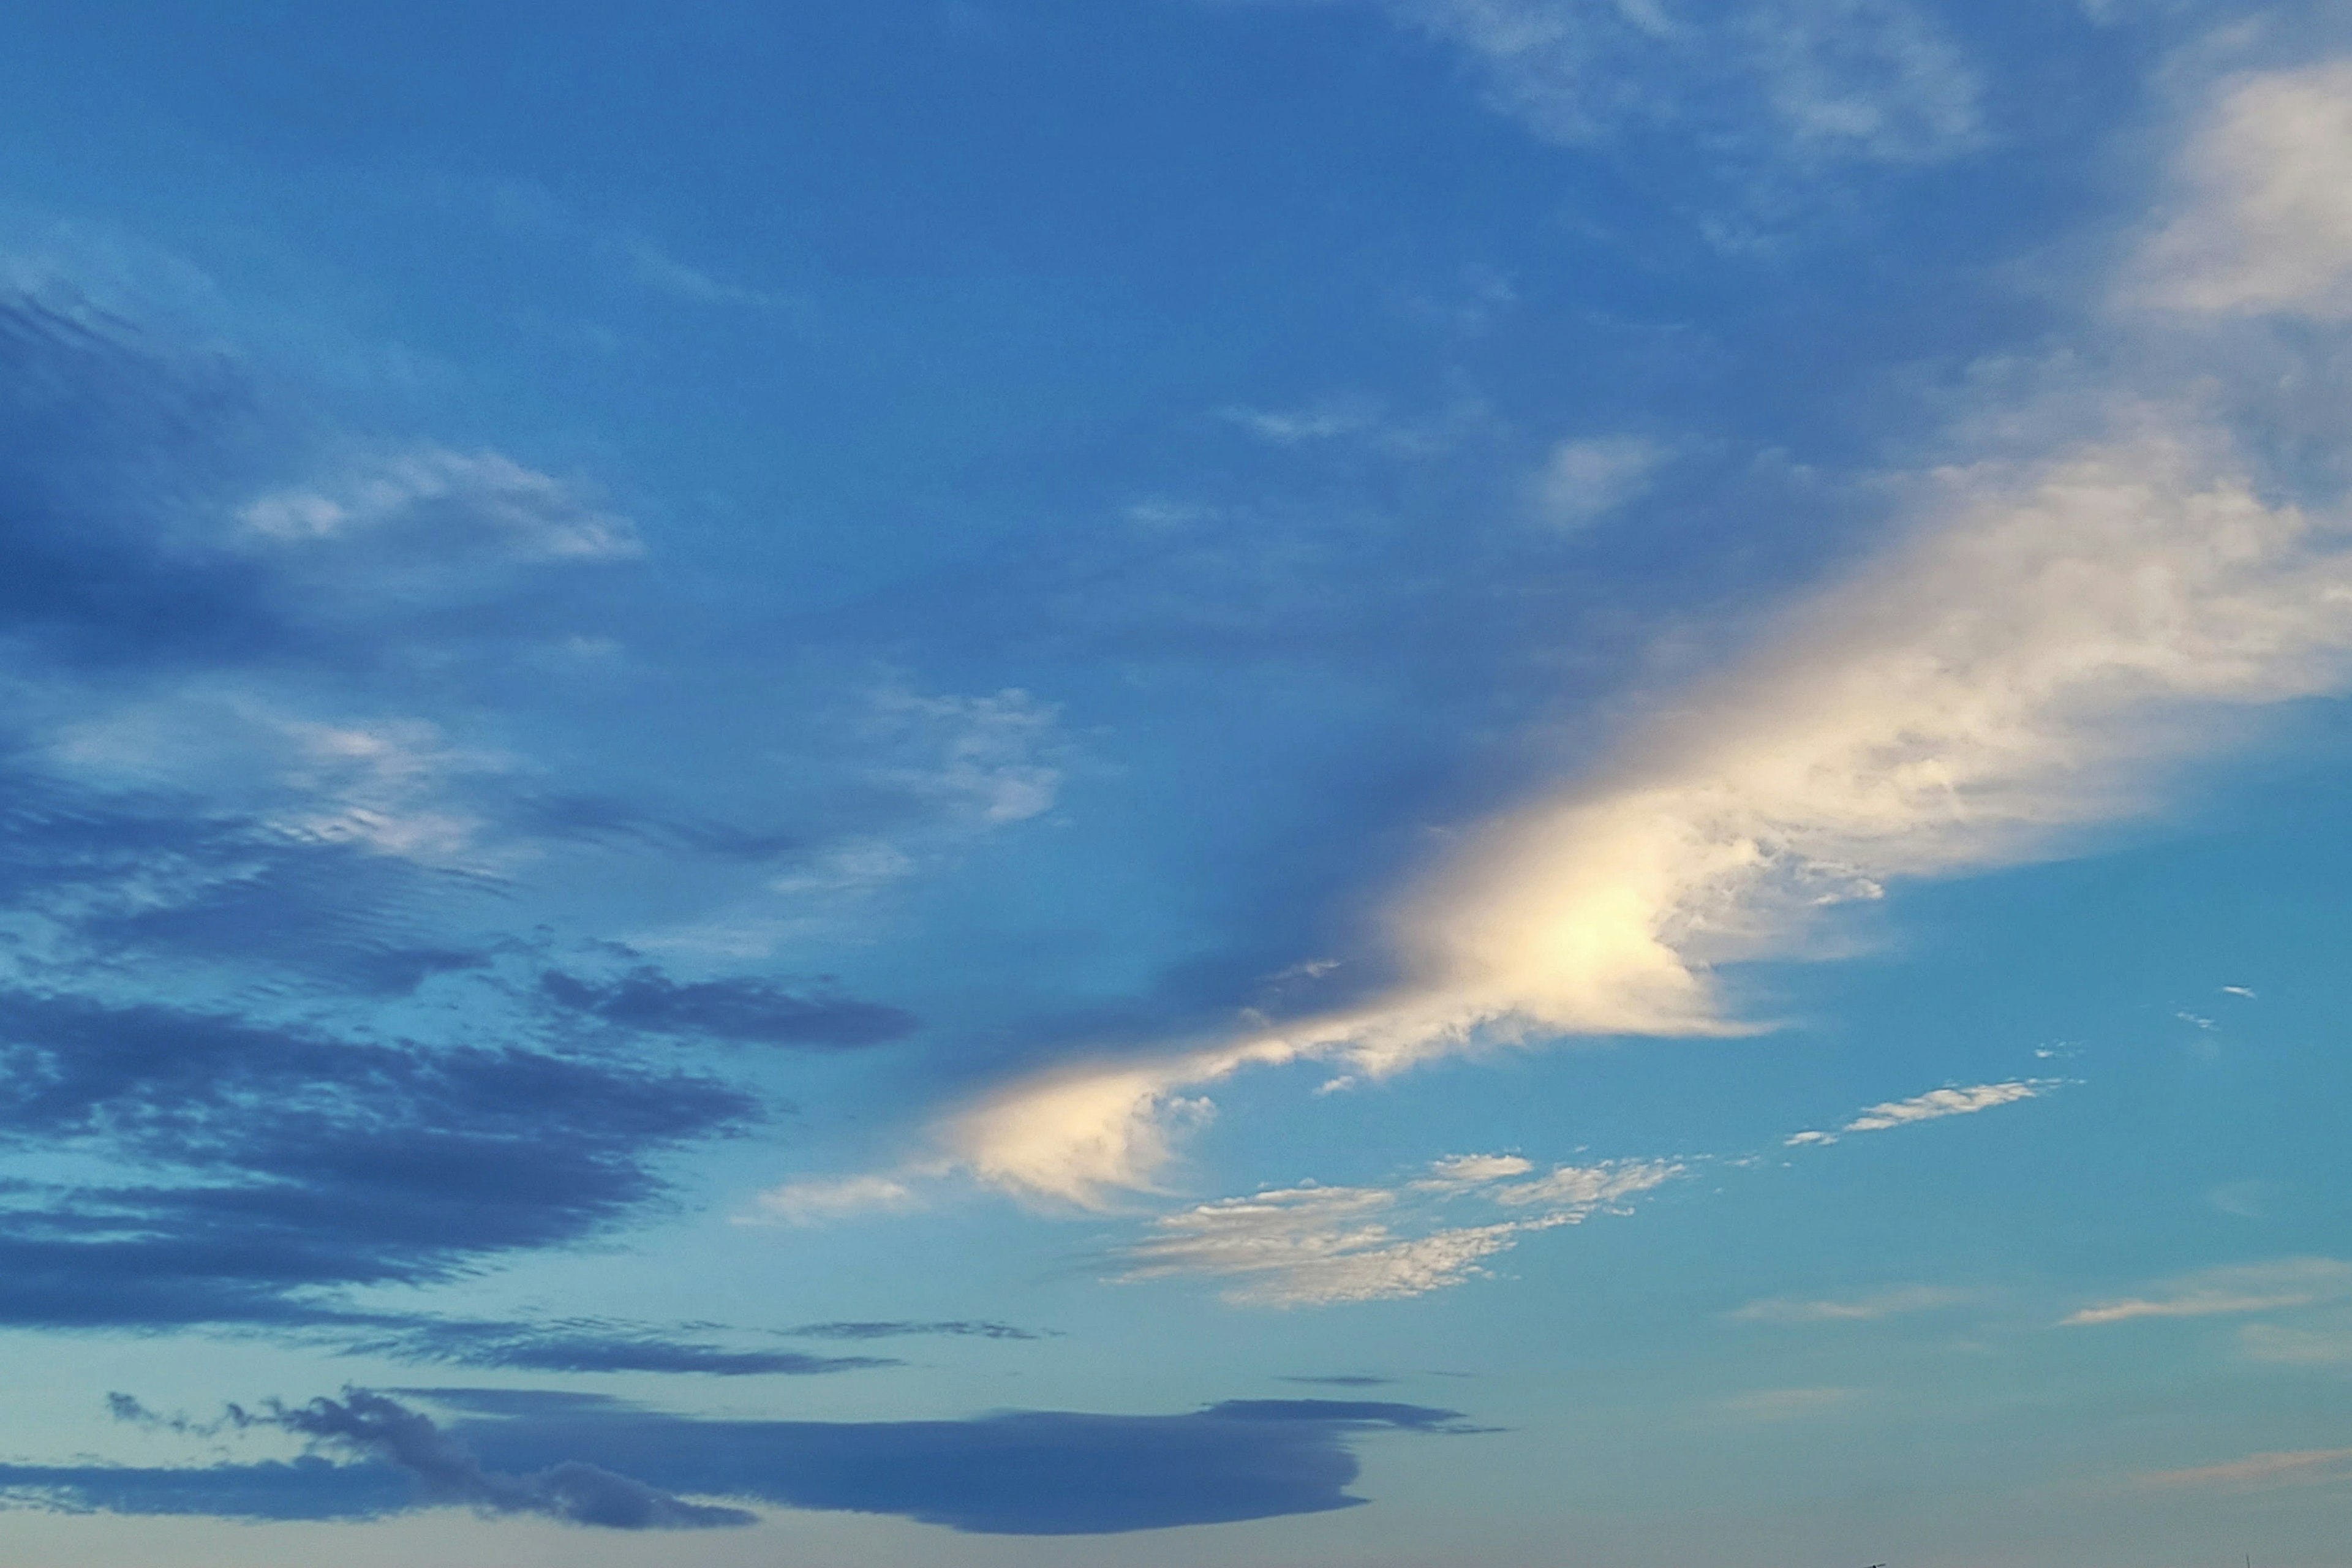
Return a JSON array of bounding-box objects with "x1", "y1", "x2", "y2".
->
[
  {"x1": 947, "y1": 421, "x2": 2352, "y2": 1202},
  {"x1": 17, "y1": 1390, "x2": 1472, "y2": 1536}
]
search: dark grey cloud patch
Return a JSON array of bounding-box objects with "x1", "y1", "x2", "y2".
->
[
  {"x1": 784, "y1": 1319, "x2": 1046, "y2": 1342},
  {"x1": 271, "y1": 1389, "x2": 753, "y2": 1530},
  {"x1": 43, "y1": 1390, "x2": 751, "y2": 1530},
  {"x1": 23, "y1": 1389, "x2": 1478, "y2": 1536},
  {"x1": 1277, "y1": 1374, "x2": 1398, "y2": 1388},
  {"x1": 0, "y1": 293, "x2": 292, "y2": 671},
  {"x1": 440, "y1": 1389, "x2": 1476, "y2": 1534},
  {"x1": 380, "y1": 1319, "x2": 898, "y2": 1376},
  {"x1": 0, "y1": 1456, "x2": 410, "y2": 1524},
  {"x1": 0, "y1": 989, "x2": 754, "y2": 1327},
  {"x1": 539, "y1": 966, "x2": 916, "y2": 1049}
]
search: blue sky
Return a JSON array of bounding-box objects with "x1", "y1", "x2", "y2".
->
[{"x1": 3, "y1": 1, "x2": 2352, "y2": 1562}]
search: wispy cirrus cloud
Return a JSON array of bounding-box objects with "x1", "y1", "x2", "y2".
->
[
  {"x1": 1783, "y1": 1079, "x2": 2062, "y2": 1145},
  {"x1": 2141, "y1": 1444, "x2": 2352, "y2": 1490},
  {"x1": 2062, "y1": 1258, "x2": 2352, "y2": 1328},
  {"x1": 1242, "y1": 0, "x2": 1983, "y2": 164},
  {"x1": 2129, "y1": 58, "x2": 2352, "y2": 318},
  {"x1": 1117, "y1": 1155, "x2": 1680, "y2": 1306},
  {"x1": 1730, "y1": 1285, "x2": 1973, "y2": 1324}
]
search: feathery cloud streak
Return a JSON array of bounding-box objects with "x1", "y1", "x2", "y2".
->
[{"x1": 1118, "y1": 1156, "x2": 1679, "y2": 1306}]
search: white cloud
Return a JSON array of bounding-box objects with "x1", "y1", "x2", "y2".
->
[
  {"x1": 1490, "y1": 1158, "x2": 1679, "y2": 1208},
  {"x1": 1117, "y1": 1154, "x2": 1681, "y2": 1306},
  {"x1": 239, "y1": 445, "x2": 641, "y2": 562},
  {"x1": 1532, "y1": 435, "x2": 1668, "y2": 528},
  {"x1": 1219, "y1": 396, "x2": 1385, "y2": 445},
  {"x1": 1416, "y1": 1152, "x2": 1534, "y2": 1188},
  {"x1": 949, "y1": 407, "x2": 2352, "y2": 1204},
  {"x1": 2141, "y1": 1446, "x2": 2352, "y2": 1490},
  {"x1": 869, "y1": 687, "x2": 1067, "y2": 826},
  {"x1": 1270, "y1": 0, "x2": 1981, "y2": 162},
  {"x1": 1120, "y1": 1185, "x2": 1525, "y2": 1306},
  {"x1": 752, "y1": 1172, "x2": 929, "y2": 1226},
  {"x1": 2062, "y1": 1257, "x2": 2352, "y2": 1327},
  {"x1": 771, "y1": 56, "x2": 2352, "y2": 1210},
  {"x1": 2132, "y1": 59, "x2": 2352, "y2": 318},
  {"x1": 1839, "y1": 1079, "x2": 2057, "y2": 1133},
  {"x1": 1731, "y1": 1285, "x2": 1972, "y2": 1324}
]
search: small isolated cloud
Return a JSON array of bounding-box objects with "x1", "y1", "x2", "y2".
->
[
  {"x1": 1218, "y1": 396, "x2": 1385, "y2": 445},
  {"x1": 2132, "y1": 59, "x2": 2352, "y2": 318},
  {"x1": 2062, "y1": 1257, "x2": 2352, "y2": 1327},
  {"x1": 1118, "y1": 1157, "x2": 1680, "y2": 1306},
  {"x1": 238, "y1": 445, "x2": 640, "y2": 563},
  {"x1": 867, "y1": 687, "x2": 1067, "y2": 826},
  {"x1": 1731, "y1": 1286, "x2": 1972, "y2": 1324},
  {"x1": 753, "y1": 1173, "x2": 929, "y2": 1227},
  {"x1": 1719, "y1": 1386, "x2": 1860, "y2": 1421},
  {"x1": 1841, "y1": 1079, "x2": 2057, "y2": 1133},
  {"x1": 1415, "y1": 1153, "x2": 1534, "y2": 1189},
  {"x1": 2141, "y1": 1446, "x2": 2352, "y2": 1490},
  {"x1": 1532, "y1": 435, "x2": 1669, "y2": 529},
  {"x1": 1783, "y1": 1079, "x2": 2057, "y2": 1146},
  {"x1": 2221, "y1": 984, "x2": 2257, "y2": 998}
]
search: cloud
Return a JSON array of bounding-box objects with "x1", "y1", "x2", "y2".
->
[
  {"x1": 238, "y1": 445, "x2": 639, "y2": 563},
  {"x1": 2239, "y1": 1319, "x2": 2352, "y2": 1365},
  {"x1": 1257, "y1": 0, "x2": 1981, "y2": 162},
  {"x1": 15, "y1": 1389, "x2": 1479, "y2": 1537},
  {"x1": 1219, "y1": 396, "x2": 1386, "y2": 445},
  {"x1": 783, "y1": 1320, "x2": 1047, "y2": 1342},
  {"x1": 260, "y1": 1390, "x2": 753, "y2": 1529},
  {"x1": 2132, "y1": 59, "x2": 2352, "y2": 318},
  {"x1": 1117, "y1": 1156, "x2": 1679, "y2": 1305},
  {"x1": 1532, "y1": 435, "x2": 1669, "y2": 529},
  {"x1": 0, "y1": 989, "x2": 753, "y2": 1329},
  {"x1": 1731, "y1": 1285, "x2": 1973, "y2": 1324},
  {"x1": 1834, "y1": 1079, "x2": 2059, "y2": 1134},
  {"x1": 948, "y1": 404, "x2": 2352, "y2": 1204},
  {"x1": 371, "y1": 1321, "x2": 899, "y2": 1378},
  {"x1": 2140, "y1": 1445, "x2": 2352, "y2": 1490},
  {"x1": 2062, "y1": 1257, "x2": 2352, "y2": 1327},
  {"x1": 1718, "y1": 1385, "x2": 1860, "y2": 1420},
  {"x1": 753, "y1": 1172, "x2": 929, "y2": 1226},
  {"x1": 538, "y1": 967, "x2": 916, "y2": 1049},
  {"x1": 865, "y1": 687, "x2": 1067, "y2": 827}
]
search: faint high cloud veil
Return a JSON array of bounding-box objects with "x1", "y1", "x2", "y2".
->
[
  {"x1": 895, "y1": 52, "x2": 2352, "y2": 1208},
  {"x1": 1234, "y1": 0, "x2": 1983, "y2": 161}
]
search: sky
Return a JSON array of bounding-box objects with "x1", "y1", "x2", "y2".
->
[{"x1": 2, "y1": 2, "x2": 2352, "y2": 1563}]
